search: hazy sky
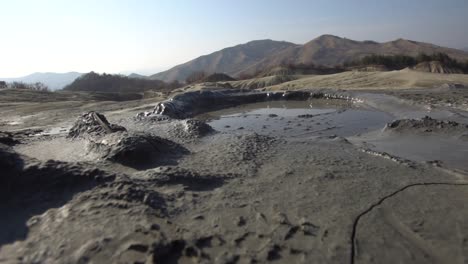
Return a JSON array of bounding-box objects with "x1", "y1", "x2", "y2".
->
[{"x1": 1, "y1": 0, "x2": 467, "y2": 77}]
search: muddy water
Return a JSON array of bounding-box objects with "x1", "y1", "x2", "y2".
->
[
  {"x1": 351, "y1": 132, "x2": 468, "y2": 172},
  {"x1": 197, "y1": 99, "x2": 394, "y2": 138},
  {"x1": 198, "y1": 98, "x2": 468, "y2": 172}
]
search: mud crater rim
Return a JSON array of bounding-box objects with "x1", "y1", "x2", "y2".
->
[{"x1": 195, "y1": 99, "x2": 393, "y2": 138}]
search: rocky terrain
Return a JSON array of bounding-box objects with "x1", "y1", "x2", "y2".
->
[{"x1": 1, "y1": 87, "x2": 468, "y2": 263}]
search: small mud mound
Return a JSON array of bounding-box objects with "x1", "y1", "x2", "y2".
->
[
  {"x1": 170, "y1": 119, "x2": 215, "y2": 140},
  {"x1": 88, "y1": 132, "x2": 188, "y2": 169},
  {"x1": 79, "y1": 178, "x2": 168, "y2": 214},
  {"x1": 233, "y1": 133, "x2": 276, "y2": 161},
  {"x1": 183, "y1": 119, "x2": 214, "y2": 136},
  {"x1": 68, "y1": 111, "x2": 126, "y2": 139},
  {"x1": 183, "y1": 120, "x2": 214, "y2": 136},
  {"x1": 386, "y1": 116, "x2": 468, "y2": 134}
]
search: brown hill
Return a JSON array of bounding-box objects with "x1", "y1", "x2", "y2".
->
[
  {"x1": 240, "y1": 35, "x2": 468, "y2": 76},
  {"x1": 150, "y1": 35, "x2": 468, "y2": 82},
  {"x1": 150, "y1": 40, "x2": 297, "y2": 82}
]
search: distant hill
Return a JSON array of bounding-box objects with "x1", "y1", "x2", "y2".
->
[
  {"x1": 150, "y1": 39, "x2": 298, "y2": 82},
  {"x1": 150, "y1": 35, "x2": 468, "y2": 81},
  {"x1": 0, "y1": 72, "x2": 83, "y2": 91},
  {"x1": 64, "y1": 72, "x2": 179, "y2": 93},
  {"x1": 128, "y1": 73, "x2": 148, "y2": 79}
]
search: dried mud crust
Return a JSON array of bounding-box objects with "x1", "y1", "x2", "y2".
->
[
  {"x1": 133, "y1": 166, "x2": 231, "y2": 191},
  {"x1": 386, "y1": 116, "x2": 468, "y2": 134},
  {"x1": 2, "y1": 90, "x2": 468, "y2": 263},
  {"x1": 180, "y1": 133, "x2": 278, "y2": 176}
]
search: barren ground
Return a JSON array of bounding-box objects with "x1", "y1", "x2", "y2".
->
[{"x1": 1, "y1": 75, "x2": 468, "y2": 263}]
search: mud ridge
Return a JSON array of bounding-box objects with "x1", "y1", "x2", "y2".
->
[
  {"x1": 359, "y1": 148, "x2": 415, "y2": 167},
  {"x1": 350, "y1": 182, "x2": 468, "y2": 264},
  {"x1": 140, "y1": 89, "x2": 360, "y2": 119}
]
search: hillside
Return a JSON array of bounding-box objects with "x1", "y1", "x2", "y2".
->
[
  {"x1": 150, "y1": 40, "x2": 298, "y2": 82},
  {"x1": 0, "y1": 72, "x2": 83, "y2": 91},
  {"x1": 151, "y1": 35, "x2": 468, "y2": 81},
  {"x1": 411, "y1": 61, "x2": 463, "y2": 74},
  {"x1": 128, "y1": 73, "x2": 148, "y2": 79}
]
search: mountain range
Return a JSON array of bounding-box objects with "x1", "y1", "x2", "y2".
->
[
  {"x1": 3, "y1": 35, "x2": 468, "y2": 88},
  {"x1": 150, "y1": 35, "x2": 468, "y2": 82},
  {"x1": 0, "y1": 72, "x2": 83, "y2": 91}
]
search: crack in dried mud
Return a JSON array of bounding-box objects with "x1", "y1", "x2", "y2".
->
[{"x1": 350, "y1": 182, "x2": 468, "y2": 264}]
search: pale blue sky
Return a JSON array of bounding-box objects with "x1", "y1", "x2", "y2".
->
[{"x1": 1, "y1": 0, "x2": 467, "y2": 77}]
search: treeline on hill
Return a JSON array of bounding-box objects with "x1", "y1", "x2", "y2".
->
[
  {"x1": 185, "y1": 72, "x2": 236, "y2": 84},
  {"x1": 63, "y1": 72, "x2": 182, "y2": 93},
  {"x1": 0, "y1": 81, "x2": 49, "y2": 91},
  {"x1": 238, "y1": 63, "x2": 345, "y2": 80},
  {"x1": 345, "y1": 52, "x2": 468, "y2": 73}
]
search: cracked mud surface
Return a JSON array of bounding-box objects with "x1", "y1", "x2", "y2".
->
[{"x1": 1, "y1": 89, "x2": 468, "y2": 263}]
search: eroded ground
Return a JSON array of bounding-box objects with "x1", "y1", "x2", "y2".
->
[{"x1": 1, "y1": 87, "x2": 468, "y2": 264}]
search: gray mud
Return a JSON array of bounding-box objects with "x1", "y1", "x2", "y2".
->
[
  {"x1": 2, "y1": 88, "x2": 468, "y2": 263},
  {"x1": 350, "y1": 116, "x2": 468, "y2": 172},
  {"x1": 197, "y1": 100, "x2": 393, "y2": 137}
]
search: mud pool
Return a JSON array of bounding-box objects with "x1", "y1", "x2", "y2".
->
[{"x1": 197, "y1": 99, "x2": 394, "y2": 137}]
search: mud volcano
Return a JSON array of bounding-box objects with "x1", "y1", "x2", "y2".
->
[{"x1": 2, "y1": 89, "x2": 468, "y2": 263}]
